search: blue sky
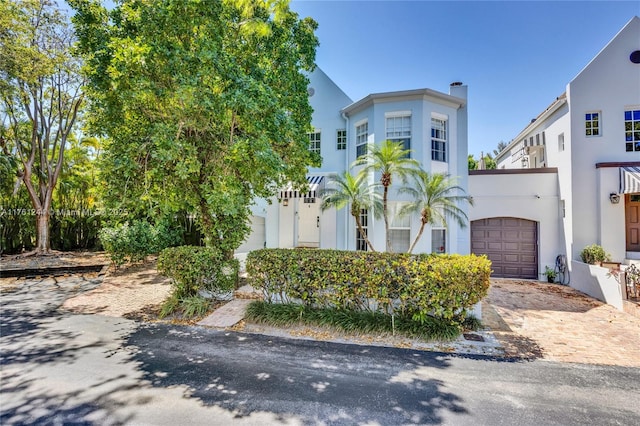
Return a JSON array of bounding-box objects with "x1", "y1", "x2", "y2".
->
[{"x1": 289, "y1": 0, "x2": 640, "y2": 158}]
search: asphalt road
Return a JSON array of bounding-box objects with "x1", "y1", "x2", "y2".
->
[{"x1": 1, "y1": 275, "x2": 639, "y2": 425}]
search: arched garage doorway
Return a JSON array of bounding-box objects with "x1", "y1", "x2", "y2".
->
[{"x1": 471, "y1": 217, "x2": 538, "y2": 279}]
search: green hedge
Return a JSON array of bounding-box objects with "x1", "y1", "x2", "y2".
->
[
  {"x1": 246, "y1": 249, "x2": 491, "y2": 323},
  {"x1": 99, "y1": 220, "x2": 181, "y2": 266},
  {"x1": 158, "y1": 245, "x2": 239, "y2": 299}
]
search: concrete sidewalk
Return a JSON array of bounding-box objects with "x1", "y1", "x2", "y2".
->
[{"x1": 197, "y1": 299, "x2": 253, "y2": 328}]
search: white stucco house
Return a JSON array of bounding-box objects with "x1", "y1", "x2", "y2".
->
[
  {"x1": 239, "y1": 67, "x2": 471, "y2": 256},
  {"x1": 470, "y1": 16, "x2": 639, "y2": 292},
  {"x1": 240, "y1": 16, "x2": 639, "y2": 309}
]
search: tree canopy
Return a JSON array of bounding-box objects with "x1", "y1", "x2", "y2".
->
[
  {"x1": 1, "y1": 0, "x2": 84, "y2": 252},
  {"x1": 353, "y1": 140, "x2": 419, "y2": 252},
  {"x1": 70, "y1": 0, "x2": 319, "y2": 255},
  {"x1": 320, "y1": 171, "x2": 382, "y2": 252},
  {"x1": 398, "y1": 171, "x2": 472, "y2": 254}
]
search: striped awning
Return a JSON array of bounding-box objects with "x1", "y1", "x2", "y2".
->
[
  {"x1": 279, "y1": 175, "x2": 325, "y2": 199},
  {"x1": 620, "y1": 166, "x2": 640, "y2": 194}
]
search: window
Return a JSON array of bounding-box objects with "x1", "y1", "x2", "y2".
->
[
  {"x1": 308, "y1": 131, "x2": 321, "y2": 155},
  {"x1": 386, "y1": 114, "x2": 411, "y2": 153},
  {"x1": 585, "y1": 112, "x2": 600, "y2": 136},
  {"x1": 356, "y1": 122, "x2": 368, "y2": 158},
  {"x1": 624, "y1": 109, "x2": 640, "y2": 152},
  {"x1": 431, "y1": 117, "x2": 447, "y2": 162},
  {"x1": 560, "y1": 199, "x2": 565, "y2": 218},
  {"x1": 336, "y1": 129, "x2": 347, "y2": 150},
  {"x1": 431, "y1": 229, "x2": 446, "y2": 254},
  {"x1": 388, "y1": 202, "x2": 410, "y2": 253},
  {"x1": 558, "y1": 133, "x2": 565, "y2": 152},
  {"x1": 356, "y1": 209, "x2": 368, "y2": 251}
]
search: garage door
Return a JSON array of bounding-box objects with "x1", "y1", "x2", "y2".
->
[{"x1": 471, "y1": 218, "x2": 538, "y2": 279}]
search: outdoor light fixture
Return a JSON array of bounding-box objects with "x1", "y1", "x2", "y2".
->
[
  {"x1": 609, "y1": 193, "x2": 620, "y2": 204},
  {"x1": 282, "y1": 198, "x2": 289, "y2": 207}
]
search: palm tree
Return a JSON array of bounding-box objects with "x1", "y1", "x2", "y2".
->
[
  {"x1": 398, "y1": 171, "x2": 473, "y2": 254},
  {"x1": 320, "y1": 171, "x2": 382, "y2": 252},
  {"x1": 354, "y1": 140, "x2": 419, "y2": 252}
]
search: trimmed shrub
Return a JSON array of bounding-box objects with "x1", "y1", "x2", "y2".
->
[
  {"x1": 157, "y1": 245, "x2": 239, "y2": 299},
  {"x1": 579, "y1": 244, "x2": 610, "y2": 265},
  {"x1": 247, "y1": 248, "x2": 491, "y2": 323},
  {"x1": 99, "y1": 220, "x2": 181, "y2": 266}
]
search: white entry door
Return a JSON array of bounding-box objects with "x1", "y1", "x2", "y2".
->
[{"x1": 298, "y1": 199, "x2": 320, "y2": 247}]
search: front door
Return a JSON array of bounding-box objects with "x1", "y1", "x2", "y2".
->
[
  {"x1": 298, "y1": 198, "x2": 320, "y2": 247},
  {"x1": 626, "y1": 194, "x2": 640, "y2": 252}
]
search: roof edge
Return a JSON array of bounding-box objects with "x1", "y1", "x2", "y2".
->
[
  {"x1": 495, "y1": 94, "x2": 567, "y2": 162},
  {"x1": 595, "y1": 161, "x2": 640, "y2": 169},
  {"x1": 469, "y1": 167, "x2": 558, "y2": 175},
  {"x1": 341, "y1": 88, "x2": 466, "y2": 116}
]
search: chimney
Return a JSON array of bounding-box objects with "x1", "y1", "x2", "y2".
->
[{"x1": 449, "y1": 81, "x2": 467, "y2": 99}]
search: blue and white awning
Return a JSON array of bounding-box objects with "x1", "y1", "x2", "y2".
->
[
  {"x1": 620, "y1": 166, "x2": 640, "y2": 194},
  {"x1": 279, "y1": 175, "x2": 325, "y2": 199}
]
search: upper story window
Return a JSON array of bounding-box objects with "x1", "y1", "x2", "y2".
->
[
  {"x1": 585, "y1": 112, "x2": 600, "y2": 137},
  {"x1": 431, "y1": 117, "x2": 447, "y2": 162},
  {"x1": 624, "y1": 109, "x2": 640, "y2": 152},
  {"x1": 336, "y1": 129, "x2": 346, "y2": 150},
  {"x1": 385, "y1": 114, "x2": 411, "y2": 153},
  {"x1": 356, "y1": 121, "x2": 368, "y2": 158},
  {"x1": 308, "y1": 131, "x2": 321, "y2": 155}
]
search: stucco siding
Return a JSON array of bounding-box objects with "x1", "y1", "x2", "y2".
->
[
  {"x1": 469, "y1": 171, "x2": 561, "y2": 279},
  {"x1": 568, "y1": 18, "x2": 640, "y2": 260}
]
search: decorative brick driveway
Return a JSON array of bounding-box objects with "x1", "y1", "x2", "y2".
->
[{"x1": 485, "y1": 279, "x2": 640, "y2": 367}]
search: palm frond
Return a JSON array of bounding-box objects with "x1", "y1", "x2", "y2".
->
[
  {"x1": 320, "y1": 171, "x2": 383, "y2": 217},
  {"x1": 400, "y1": 171, "x2": 473, "y2": 253},
  {"x1": 352, "y1": 140, "x2": 420, "y2": 184}
]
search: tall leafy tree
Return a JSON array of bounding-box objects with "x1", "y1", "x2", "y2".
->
[
  {"x1": 0, "y1": 0, "x2": 84, "y2": 253},
  {"x1": 468, "y1": 154, "x2": 478, "y2": 170},
  {"x1": 398, "y1": 171, "x2": 473, "y2": 254},
  {"x1": 478, "y1": 152, "x2": 497, "y2": 170},
  {"x1": 320, "y1": 171, "x2": 382, "y2": 252},
  {"x1": 493, "y1": 140, "x2": 508, "y2": 157},
  {"x1": 354, "y1": 140, "x2": 419, "y2": 252},
  {"x1": 70, "y1": 0, "x2": 319, "y2": 257}
]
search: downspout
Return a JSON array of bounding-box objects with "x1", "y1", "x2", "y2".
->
[{"x1": 342, "y1": 111, "x2": 350, "y2": 250}]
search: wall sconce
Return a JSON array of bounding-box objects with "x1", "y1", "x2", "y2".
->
[
  {"x1": 282, "y1": 198, "x2": 289, "y2": 207},
  {"x1": 609, "y1": 193, "x2": 620, "y2": 204}
]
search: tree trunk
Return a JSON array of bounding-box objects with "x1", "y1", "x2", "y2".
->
[
  {"x1": 35, "y1": 211, "x2": 51, "y2": 253},
  {"x1": 383, "y1": 183, "x2": 391, "y2": 252},
  {"x1": 353, "y1": 212, "x2": 376, "y2": 252},
  {"x1": 407, "y1": 221, "x2": 426, "y2": 254}
]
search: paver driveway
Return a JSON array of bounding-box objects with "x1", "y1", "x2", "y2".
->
[{"x1": 485, "y1": 279, "x2": 640, "y2": 367}]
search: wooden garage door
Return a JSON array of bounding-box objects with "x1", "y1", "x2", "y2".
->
[{"x1": 471, "y1": 218, "x2": 538, "y2": 279}]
